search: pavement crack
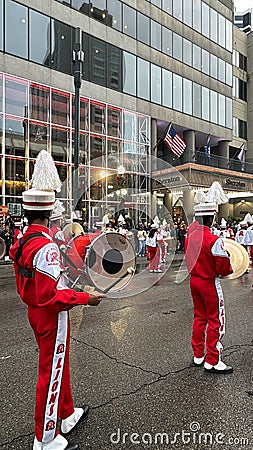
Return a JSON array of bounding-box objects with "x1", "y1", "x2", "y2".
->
[{"x1": 0, "y1": 432, "x2": 33, "y2": 448}]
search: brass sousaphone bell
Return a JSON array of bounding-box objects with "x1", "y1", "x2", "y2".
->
[
  {"x1": 222, "y1": 238, "x2": 249, "y2": 279},
  {"x1": 63, "y1": 222, "x2": 84, "y2": 239}
]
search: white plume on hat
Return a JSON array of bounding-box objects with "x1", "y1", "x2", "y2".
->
[
  {"x1": 194, "y1": 190, "x2": 207, "y2": 204},
  {"x1": 220, "y1": 218, "x2": 227, "y2": 228},
  {"x1": 51, "y1": 199, "x2": 65, "y2": 221},
  {"x1": 193, "y1": 182, "x2": 227, "y2": 217},
  {"x1": 205, "y1": 181, "x2": 228, "y2": 205},
  {"x1": 244, "y1": 213, "x2": 253, "y2": 224},
  {"x1": 23, "y1": 150, "x2": 62, "y2": 211},
  {"x1": 153, "y1": 215, "x2": 160, "y2": 225}
]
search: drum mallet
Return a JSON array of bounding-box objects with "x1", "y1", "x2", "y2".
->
[{"x1": 102, "y1": 266, "x2": 135, "y2": 293}]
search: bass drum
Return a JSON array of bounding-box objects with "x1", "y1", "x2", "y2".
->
[{"x1": 85, "y1": 232, "x2": 136, "y2": 293}]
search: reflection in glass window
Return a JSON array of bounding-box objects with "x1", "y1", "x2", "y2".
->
[
  {"x1": 51, "y1": 90, "x2": 70, "y2": 127},
  {"x1": 226, "y1": 98, "x2": 232, "y2": 129},
  {"x1": 202, "y1": 49, "x2": 209, "y2": 75},
  {"x1": 29, "y1": 10, "x2": 50, "y2": 66},
  {"x1": 162, "y1": 27, "x2": 172, "y2": 56},
  {"x1": 51, "y1": 20, "x2": 72, "y2": 75},
  {"x1": 151, "y1": 0, "x2": 161, "y2": 7},
  {"x1": 82, "y1": 33, "x2": 90, "y2": 81},
  {"x1": 226, "y1": 18, "x2": 232, "y2": 52},
  {"x1": 90, "y1": 101, "x2": 106, "y2": 134},
  {"x1": 5, "y1": 117, "x2": 25, "y2": 157},
  {"x1": 173, "y1": 74, "x2": 182, "y2": 111},
  {"x1": 123, "y1": 111, "x2": 136, "y2": 141},
  {"x1": 218, "y1": 15, "x2": 225, "y2": 48},
  {"x1": 5, "y1": 157, "x2": 26, "y2": 197},
  {"x1": 202, "y1": 2, "x2": 209, "y2": 38},
  {"x1": 218, "y1": 94, "x2": 225, "y2": 127},
  {"x1": 173, "y1": 34, "x2": 182, "y2": 62},
  {"x1": 138, "y1": 115, "x2": 150, "y2": 145},
  {"x1": 107, "y1": 139, "x2": 122, "y2": 170},
  {"x1": 183, "y1": 79, "x2": 192, "y2": 115},
  {"x1": 5, "y1": 0, "x2": 28, "y2": 59},
  {"x1": 107, "y1": 0, "x2": 122, "y2": 31},
  {"x1": 226, "y1": 63, "x2": 233, "y2": 86},
  {"x1": 0, "y1": 74, "x2": 3, "y2": 114},
  {"x1": 202, "y1": 87, "x2": 209, "y2": 121},
  {"x1": 218, "y1": 59, "x2": 226, "y2": 83},
  {"x1": 151, "y1": 21, "x2": 161, "y2": 51},
  {"x1": 183, "y1": 39, "x2": 192, "y2": 66},
  {"x1": 123, "y1": 4, "x2": 136, "y2": 39},
  {"x1": 137, "y1": 12, "x2": 150, "y2": 45},
  {"x1": 193, "y1": 44, "x2": 201, "y2": 71},
  {"x1": 173, "y1": 0, "x2": 182, "y2": 21},
  {"x1": 107, "y1": 106, "x2": 122, "y2": 138},
  {"x1": 162, "y1": 69, "x2": 172, "y2": 108},
  {"x1": 0, "y1": 0, "x2": 3, "y2": 51},
  {"x1": 162, "y1": 0, "x2": 172, "y2": 15},
  {"x1": 72, "y1": 0, "x2": 89, "y2": 13},
  {"x1": 91, "y1": 38, "x2": 106, "y2": 86},
  {"x1": 193, "y1": 0, "x2": 201, "y2": 32},
  {"x1": 210, "y1": 8, "x2": 217, "y2": 43},
  {"x1": 210, "y1": 90, "x2": 217, "y2": 124},
  {"x1": 72, "y1": 97, "x2": 89, "y2": 130},
  {"x1": 137, "y1": 59, "x2": 150, "y2": 101},
  {"x1": 151, "y1": 64, "x2": 161, "y2": 104},
  {"x1": 193, "y1": 83, "x2": 201, "y2": 118},
  {"x1": 29, "y1": 121, "x2": 50, "y2": 158},
  {"x1": 30, "y1": 83, "x2": 50, "y2": 122},
  {"x1": 51, "y1": 126, "x2": 70, "y2": 163},
  {"x1": 123, "y1": 52, "x2": 136, "y2": 96},
  {"x1": 210, "y1": 54, "x2": 217, "y2": 79},
  {"x1": 108, "y1": 44, "x2": 122, "y2": 91},
  {"x1": 183, "y1": 0, "x2": 192, "y2": 27},
  {"x1": 5, "y1": 76, "x2": 27, "y2": 117},
  {"x1": 78, "y1": 132, "x2": 89, "y2": 166},
  {"x1": 90, "y1": 0, "x2": 106, "y2": 23}
]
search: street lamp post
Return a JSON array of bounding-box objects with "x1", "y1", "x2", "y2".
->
[{"x1": 72, "y1": 27, "x2": 84, "y2": 213}]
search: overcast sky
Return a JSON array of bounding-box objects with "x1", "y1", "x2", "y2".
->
[{"x1": 234, "y1": 0, "x2": 252, "y2": 12}]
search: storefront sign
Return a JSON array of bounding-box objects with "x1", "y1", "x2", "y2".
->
[{"x1": 225, "y1": 179, "x2": 246, "y2": 188}]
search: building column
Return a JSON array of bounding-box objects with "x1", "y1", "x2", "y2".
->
[
  {"x1": 218, "y1": 140, "x2": 229, "y2": 169},
  {"x1": 151, "y1": 190, "x2": 157, "y2": 221},
  {"x1": 218, "y1": 202, "x2": 230, "y2": 222},
  {"x1": 183, "y1": 130, "x2": 195, "y2": 164},
  {"x1": 183, "y1": 189, "x2": 195, "y2": 224},
  {"x1": 164, "y1": 192, "x2": 173, "y2": 218}
]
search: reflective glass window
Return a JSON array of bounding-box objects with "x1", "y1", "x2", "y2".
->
[
  {"x1": 233, "y1": 76, "x2": 238, "y2": 98},
  {"x1": 29, "y1": 10, "x2": 50, "y2": 66},
  {"x1": 107, "y1": 138, "x2": 121, "y2": 170},
  {"x1": 29, "y1": 83, "x2": 50, "y2": 122},
  {"x1": 90, "y1": 0, "x2": 106, "y2": 24},
  {"x1": 107, "y1": 0, "x2": 122, "y2": 31},
  {"x1": 218, "y1": 94, "x2": 225, "y2": 127},
  {"x1": 202, "y1": 2, "x2": 209, "y2": 38},
  {"x1": 173, "y1": 0, "x2": 182, "y2": 21},
  {"x1": 138, "y1": 115, "x2": 150, "y2": 145},
  {"x1": 183, "y1": 39, "x2": 192, "y2": 66},
  {"x1": 91, "y1": 37, "x2": 106, "y2": 86},
  {"x1": 5, "y1": 0, "x2": 28, "y2": 59},
  {"x1": 137, "y1": 12, "x2": 150, "y2": 45},
  {"x1": 202, "y1": 49, "x2": 209, "y2": 75},
  {"x1": 51, "y1": 20, "x2": 72, "y2": 75},
  {"x1": 162, "y1": 27, "x2": 172, "y2": 56},
  {"x1": 72, "y1": 97, "x2": 89, "y2": 131},
  {"x1": 210, "y1": 8, "x2": 218, "y2": 43},
  {"x1": 151, "y1": 21, "x2": 161, "y2": 51},
  {"x1": 0, "y1": 73, "x2": 2, "y2": 113},
  {"x1": 151, "y1": 64, "x2": 161, "y2": 104},
  {"x1": 123, "y1": 111, "x2": 136, "y2": 141},
  {"x1": 193, "y1": 83, "x2": 201, "y2": 118},
  {"x1": 123, "y1": 4, "x2": 136, "y2": 39},
  {"x1": 225, "y1": 62, "x2": 232, "y2": 87},
  {"x1": 173, "y1": 34, "x2": 182, "y2": 62},
  {"x1": 82, "y1": 33, "x2": 90, "y2": 81},
  {"x1": 218, "y1": 15, "x2": 225, "y2": 48},
  {"x1": 107, "y1": 106, "x2": 122, "y2": 138},
  {"x1": 173, "y1": 74, "x2": 182, "y2": 111},
  {"x1": 90, "y1": 101, "x2": 106, "y2": 134},
  {"x1": 123, "y1": 52, "x2": 136, "y2": 96},
  {"x1": 0, "y1": 0, "x2": 3, "y2": 51},
  {"x1": 193, "y1": 0, "x2": 201, "y2": 33},
  {"x1": 29, "y1": 121, "x2": 50, "y2": 158},
  {"x1": 183, "y1": 79, "x2": 192, "y2": 115},
  {"x1": 233, "y1": 117, "x2": 238, "y2": 137},
  {"x1": 5, "y1": 157, "x2": 26, "y2": 197},
  {"x1": 72, "y1": 0, "x2": 89, "y2": 14},
  {"x1": 5, "y1": 76, "x2": 28, "y2": 117},
  {"x1": 51, "y1": 89, "x2": 70, "y2": 127},
  {"x1": 226, "y1": 18, "x2": 232, "y2": 52},
  {"x1": 138, "y1": 59, "x2": 150, "y2": 101},
  {"x1": 51, "y1": 126, "x2": 70, "y2": 163},
  {"x1": 108, "y1": 44, "x2": 122, "y2": 91},
  {"x1": 193, "y1": 44, "x2": 201, "y2": 71},
  {"x1": 78, "y1": 133, "x2": 89, "y2": 167},
  {"x1": 226, "y1": 98, "x2": 232, "y2": 129},
  {"x1": 162, "y1": 68, "x2": 172, "y2": 108},
  {"x1": 5, "y1": 116, "x2": 25, "y2": 157},
  {"x1": 162, "y1": 0, "x2": 172, "y2": 15},
  {"x1": 202, "y1": 87, "x2": 209, "y2": 121},
  {"x1": 218, "y1": 59, "x2": 226, "y2": 83},
  {"x1": 183, "y1": 0, "x2": 192, "y2": 27},
  {"x1": 151, "y1": 0, "x2": 161, "y2": 7},
  {"x1": 210, "y1": 54, "x2": 217, "y2": 79},
  {"x1": 90, "y1": 135, "x2": 106, "y2": 166},
  {"x1": 210, "y1": 90, "x2": 217, "y2": 124}
]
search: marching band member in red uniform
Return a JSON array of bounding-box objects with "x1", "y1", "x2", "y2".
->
[
  {"x1": 50, "y1": 199, "x2": 68, "y2": 248},
  {"x1": 184, "y1": 201, "x2": 233, "y2": 374},
  {"x1": 10, "y1": 150, "x2": 106, "y2": 450}
]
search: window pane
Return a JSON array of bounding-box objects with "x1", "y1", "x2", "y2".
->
[
  {"x1": 0, "y1": 74, "x2": 2, "y2": 113},
  {"x1": 193, "y1": 83, "x2": 201, "y2": 118},
  {"x1": 162, "y1": 0, "x2": 172, "y2": 15},
  {"x1": 151, "y1": 0, "x2": 161, "y2": 7},
  {"x1": 0, "y1": 0, "x2": 3, "y2": 51},
  {"x1": 218, "y1": 15, "x2": 225, "y2": 48},
  {"x1": 51, "y1": 89, "x2": 70, "y2": 127},
  {"x1": 123, "y1": 111, "x2": 136, "y2": 141},
  {"x1": 51, "y1": 126, "x2": 70, "y2": 163},
  {"x1": 210, "y1": 8, "x2": 218, "y2": 42},
  {"x1": 193, "y1": 0, "x2": 201, "y2": 33},
  {"x1": 162, "y1": 27, "x2": 172, "y2": 56},
  {"x1": 108, "y1": 45, "x2": 122, "y2": 91},
  {"x1": 5, "y1": 157, "x2": 26, "y2": 197},
  {"x1": 123, "y1": 52, "x2": 136, "y2": 96},
  {"x1": 5, "y1": 0, "x2": 28, "y2": 58},
  {"x1": 82, "y1": 33, "x2": 90, "y2": 81},
  {"x1": 218, "y1": 59, "x2": 226, "y2": 83},
  {"x1": 173, "y1": 34, "x2": 182, "y2": 61},
  {"x1": 137, "y1": 12, "x2": 150, "y2": 45},
  {"x1": 183, "y1": 0, "x2": 192, "y2": 27},
  {"x1": 90, "y1": 135, "x2": 106, "y2": 166},
  {"x1": 5, "y1": 116, "x2": 25, "y2": 157},
  {"x1": 210, "y1": 90, "x2": 217, "y2": 124},
  {"x1": 29, "y1": 122, "x2": 50, "y2": 158},
  {"x1": 202, "y1": 87, "x2": 209, "y2": 121},
  {"x1": 210, "y1": 54, "x2": 217, "y2": 79},
  {"x1": 5, "y1": 75, "x2": 28, "y2": 117},
  {"x1": 29, "y1": 83, "x2": 50, "y2": 122},
  {"x1": 183, "y1": 39, "x2": 192, "y2": 66},
  {"x1": 72, "y1": 0, "x2": 89, "y2": 16},
  {"x1": 173, "y1": 74, "x2": 182, "y2": 111},
  {"x1": 137, "y1": 59, "x2": 150, "y2": 100},
  {"x1": 91, "y1": 37, "x2": 106, "y2": 86},
  {"x1": 202, "y1": 2, "x2": 209, "y2": 38},
  {"x1": 226, "y1": 18, "x2": 232, "y2": 52},
  {"x1": 123, "y1": 4, "x2": 136, "y2": 39},
  {"x1": 107, "y1": 0, "x2": 122, "y2": 31},
  {"x1": 151, "y1": 21, "x2": 161, "y2": 51},
  {"x1": 183, "y1": 79, "x2": 192, "y2": 115},
  {"x1": 193, "y1": 44, "x2": 201, "y2": 71},
  {"x1": 72, "y1": 97, "x2": 89, "y2": 130},
  {"x1": 151, "y1": 64, "x2": 161, "y2": 104},
  {"x1": 107, "y1": 106, "x2": 122, "y2": 138},
  {"x1": 51, "y1": 20, "x2": 72, "y2": 75},
  {"x1": 218, "y1": 94, "x2": 225, "y2": 127},
  {"x1": 29, "y1": 10, "x2": 50, "y2": 66},
  {"x1": 173, "y1": 0, "x2": 182, "y2": 21},
  {"x1": 90, "y1": 0, "x2": 106, "y2": 24},
  {"x1": 90, "y1": 100, "x2": 106, "y2": 134},
  {"x1": 225, "y1": 62, "x2": 232, "y2": 86},
  {"x1": 162, "y1": 68, "x2": 172, "y2": 108},
  {"x1": 226, "y1": 98, "x2": 232, "y2": 129},
  {"x1": 202, "y1": 49, "x2": 209, "y2": 75}
]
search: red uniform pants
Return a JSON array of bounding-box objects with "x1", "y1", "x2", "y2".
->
[
  {"x1": 190, "y1": 276, "x2": 225, "y2": 366},
  {"x1": 146, "y1": 246, "x2": 160, "y2": 271},
  {"x1": 28, "y1": 307, "x2": 74, "y2": 444}
]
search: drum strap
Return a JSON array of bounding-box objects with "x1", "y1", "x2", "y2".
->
[{"x1": 15, "y1": 233, "x2": 44, "y2": 278}]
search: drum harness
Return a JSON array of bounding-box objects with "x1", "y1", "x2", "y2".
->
[{"x1": 15, "y1": 232, "x2": 49, "y2": 278}]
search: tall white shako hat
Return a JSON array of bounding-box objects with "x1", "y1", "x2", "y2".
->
[
  {"x1": 51, "y1": 199, "x2": 65, "y2": 221},
  {"x1": 22, "y1": 150, "x2": 62, "y2": 211},
  {"x1": 193, "y1": 181, "x2": 228, "y2": 217}
]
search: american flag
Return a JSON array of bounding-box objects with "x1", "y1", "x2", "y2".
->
[{"x1": 163, "y1": 125, "x2": 186, "y2": 157}]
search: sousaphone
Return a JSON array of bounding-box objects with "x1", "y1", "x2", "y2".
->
[
  {"x1": 222, "y1": 238, "x2": 249, "y2": 279},
  {"x1": 63, "y1": 222, "x2": 84, "y2": 239}
]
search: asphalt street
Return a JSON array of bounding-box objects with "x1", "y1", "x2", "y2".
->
[{"x1": 0, "y1": 258, "x2": 252, "y2": 450}]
